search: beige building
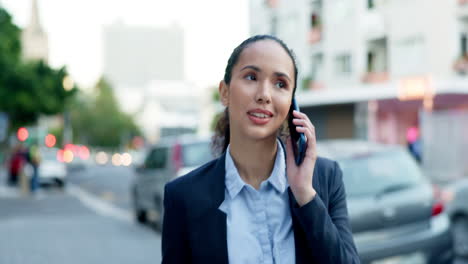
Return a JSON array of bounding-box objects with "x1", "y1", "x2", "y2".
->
[
  {"x1": 21, "y1": 0, "x2": 49, "y2": 63},
  {"x1": 102, "y1": 21, "x2": 185, "y2": 87}
]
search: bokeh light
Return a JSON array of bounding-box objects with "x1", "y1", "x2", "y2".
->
[
  {"x1": 95, "y1": 152, "x2": 108, "y2": 165},
  {"x1": 112, "y1": 153, "x2": 122, "y2": 166},
  {"x1": 45, "y1": 134, "x2": 56, "y2": 148},
  {"x1": 63, "y1": 149, "x2": 74, "y2": 163},
  {"x1": 17, "y1": 127, "x2": 29, "y2": 142},
  {"x1": 121, "y1": 153, "x2": 132, "y2": 166},
  {"x1": 63, "y1": 75, "x2": 74, "y2": 91},
  {"x1": 57, "y1": 149, "x2": 65, "y2": 163},
  {"x1": 79, "y1": 146, "x2": 90, "y2": 160}
]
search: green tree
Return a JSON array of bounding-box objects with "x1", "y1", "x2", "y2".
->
[
  {"x1": 0, "y1": 7, "x2": 75, "y2": 130},
  {"x1": 70, "y1": 78, "x2": 141, "y2": 148},
  {"x1": 0, "y1": 8, "x2": 20, "y2": 68}
]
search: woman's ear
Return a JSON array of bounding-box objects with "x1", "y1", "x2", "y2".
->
[{"x1": 219, "y1": 80, "x2": 229, "y2": 107}]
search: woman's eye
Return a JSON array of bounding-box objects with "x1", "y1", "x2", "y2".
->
[
  {"x1": 276, "y1": 81, "x2": 286, "y2": 88},
  {"x1": 245, "y1": 74, "x2": 256, "y2": 81}
]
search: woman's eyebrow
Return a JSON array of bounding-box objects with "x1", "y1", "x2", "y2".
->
[
  {"x1": 240, "y1": 65, "x2": 261, "y2": 72},
  {"x1": 274, "y1": 72, "x2": 291, "y2": 82},
  {"x1": 240, "y1": 65, "x2": 291, "y2": 82}
]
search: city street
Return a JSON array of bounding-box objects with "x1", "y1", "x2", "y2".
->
[
  {"x1": 68, "y1": 164, "x2": 135, "y2": 210},
  {"x1": 0, "y1": 165, "x2": 161, "y2": 264}
]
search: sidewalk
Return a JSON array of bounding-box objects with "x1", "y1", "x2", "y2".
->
[{"x1": 0, "y1": 166, "x2": 22, "y2": 199}]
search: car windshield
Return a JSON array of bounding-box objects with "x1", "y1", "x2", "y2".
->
[
  {"x1": 182, "y1": 141, "x2": 213, "y2": 167},
  {"x1": 338, "y1": 150, "x2": 424, "y2": 198}
]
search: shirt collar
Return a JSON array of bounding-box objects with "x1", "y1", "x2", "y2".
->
[
  {"x1": 268, "y1": 140, "x2": 288, "y2": 194},
  {"x1": 225, "y1": 145, "x2": 246, "y2": 199},
  {"x1": 224, "y1": 139, "x2": 288, "y2": 199}
]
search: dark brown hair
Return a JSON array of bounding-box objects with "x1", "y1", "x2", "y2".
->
[{"x1": 212, "y1": 35, "x2": 298, "y2": 156}]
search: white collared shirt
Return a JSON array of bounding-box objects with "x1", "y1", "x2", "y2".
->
[{"x1": 219, "y1": 140, "x2": 296, "y2": 264}]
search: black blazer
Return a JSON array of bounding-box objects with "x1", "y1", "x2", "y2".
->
[{"x1": 162, "y1": 150, "x2": 360, "y2": 263}]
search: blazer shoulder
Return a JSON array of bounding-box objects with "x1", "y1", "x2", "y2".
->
[
  {"x1": 315, "y1": 156, "x2": 339, "y2": 175},
  {"x1": 165, "y1": 158, "x2": 219, "y2": 194},
  {"x1": 314, "y1": 156, "x2": 343, "y2": 194}
]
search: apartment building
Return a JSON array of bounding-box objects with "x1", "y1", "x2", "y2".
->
[{"x1": 250, "y1": 0, "x2": 468, "y2": 145}]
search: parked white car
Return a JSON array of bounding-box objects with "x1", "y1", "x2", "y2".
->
[{"x1": 39, "y1": 148, "x2": 67, "y2": 188}]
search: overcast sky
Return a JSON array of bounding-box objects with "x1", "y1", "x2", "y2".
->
[{"x1": 1, "y1": 0, "x2": 249, "y2": 89}]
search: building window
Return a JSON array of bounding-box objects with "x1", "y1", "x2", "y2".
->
[
  {"x1": 311, "y1": 54, "x2": 324, "y2": 78},
  {"x1": 335, "y1": 54, "x2": 352, "y2": 76},
  {"x1": 367, "y1": 51, "x2": 375, "y2": 72},
  {"x1": 461, "y1": 34, "x2": 467, "y2": 55},
  {"x1": 311, "y1": 13, "x2": 320, "y2": 28}
]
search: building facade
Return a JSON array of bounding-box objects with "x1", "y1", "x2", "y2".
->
[
  {"x1": 102, "y1": 21, "x2": 185, "y2": 87},
  {"x1": 249, "y1": 0, "x2": 468, "y2": 146}
]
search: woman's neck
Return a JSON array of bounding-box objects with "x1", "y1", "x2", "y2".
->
[{"x1": 229, "y1": 134, "x2": 278, "y2": 190}]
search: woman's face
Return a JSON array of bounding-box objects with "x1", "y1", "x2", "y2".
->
[{"x1": 220, "y1": 40, "x2": 295, "y2": 142}]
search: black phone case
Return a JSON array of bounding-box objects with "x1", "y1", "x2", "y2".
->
[{"x1": 288, "y1": 98, "x2": 307, "y2": 165}]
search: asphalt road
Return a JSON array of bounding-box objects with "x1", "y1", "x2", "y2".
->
[
  {"x1": 0, "y1": 166, "x2": 161, "y2": 264},
  {"x1": 67, "y1": 164, "x2": 135, "y2": 210}
]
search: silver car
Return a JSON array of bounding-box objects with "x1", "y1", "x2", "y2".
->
[
  {"x1": 131, "y1": 135, "x2": 214, "y2": 229},
  {"x1": 318, "y1": 140, "x2": 453, "y2": 264},
  {"x1": 436, "y1": 178, "x2": 468, "y2": 261}
]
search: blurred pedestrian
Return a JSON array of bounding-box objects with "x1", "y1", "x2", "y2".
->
[
  {"x1": 406, "y1": 126, "x2": 422, "y2": 163},
  {"x1": 7, "y1": 144, "x2": 26, "y2": 186},
  {"x1": 161, "y1": 35, "x2": 359, "y2": 263},
  {"x1": 26, "y1": 144, "x2": 41, "y2": 194}
]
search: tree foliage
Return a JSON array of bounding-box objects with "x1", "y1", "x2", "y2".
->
[
  {"x1": 0, "y1": 7, "x2": 75, "y2": 130},
  {"x1": 70, "y1": 78, "x2": 141, "y2": 148}
]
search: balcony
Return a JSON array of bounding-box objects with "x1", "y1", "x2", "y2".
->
[
  {"x1": 362, "y1": 72, "x2": 389, "y2": 84},
  {"x1": 363, "y1": 8, "x2": 386, "y2": 40},
  {"x1": 453, "y1": 54, "x2": 468, "y2": 75},
  {"x1": 308, "y1": 27, "x2": 322, "y2": 44}
]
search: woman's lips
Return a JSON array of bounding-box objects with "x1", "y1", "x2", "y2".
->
[{"x1": 247, "y1": 112, "x2": 272, "y2": 125}]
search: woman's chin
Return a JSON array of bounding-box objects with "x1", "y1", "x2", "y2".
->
[{"x1": 242, "y1": 126, "x2": 280, "y2": 141}]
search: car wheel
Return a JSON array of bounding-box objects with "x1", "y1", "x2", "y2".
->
[
  {"x1": 154, "y1": 196, "x2": 164, "y2": 231},
  {"x1": 453, "y1": 217, "x2": 468, "y2": 259},
  {"x1": 55, "y1": 179, "x2": 65, "y2": 189},
  {"x1": 132, "y1": 188, "x2": 147, "y2": 224},
  {"x1": 135, "y1": 209, "x2": 147, "y2": 224}
]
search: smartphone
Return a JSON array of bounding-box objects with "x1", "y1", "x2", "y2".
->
[{"x1": 288, "y1": 98, "x2": 307, "y2": 165}]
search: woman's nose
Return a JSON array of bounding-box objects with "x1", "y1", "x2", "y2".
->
[{"x1": 255, "y1": 82, "x2": 271, "y2": 104}]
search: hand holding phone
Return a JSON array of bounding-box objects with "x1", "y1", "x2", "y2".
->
[{"x1": 288, "y1": 98, "x2": 307, "y2": 165}]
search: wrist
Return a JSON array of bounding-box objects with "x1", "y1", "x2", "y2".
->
[{"x1": 292, "y1": 187, "x2": 316, "y2": 207}]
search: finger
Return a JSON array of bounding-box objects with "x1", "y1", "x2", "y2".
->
[
  {"x1": 292, "y1": 111, "x2": 315, "y2": 131},
  {"x1": 292, "y1": 118, "x2": 314, "y2": 133},
  {"x1": 293, "y1": 110, "x2": 308, "y2": 119},
  {"x1": 296, "y1": 126, "x2": 317, "y2": 159},
  {"x1": 285, "y1": 136, "x2": 296, "y2": 167}
]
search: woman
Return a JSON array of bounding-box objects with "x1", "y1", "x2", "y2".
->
[{"x1": 162, "y1": 35, "x2": 360, "y2": 264}]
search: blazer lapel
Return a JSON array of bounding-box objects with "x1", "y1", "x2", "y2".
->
[{"x1": 189, "y1": 153, "x2": 229, "y2": 264}]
